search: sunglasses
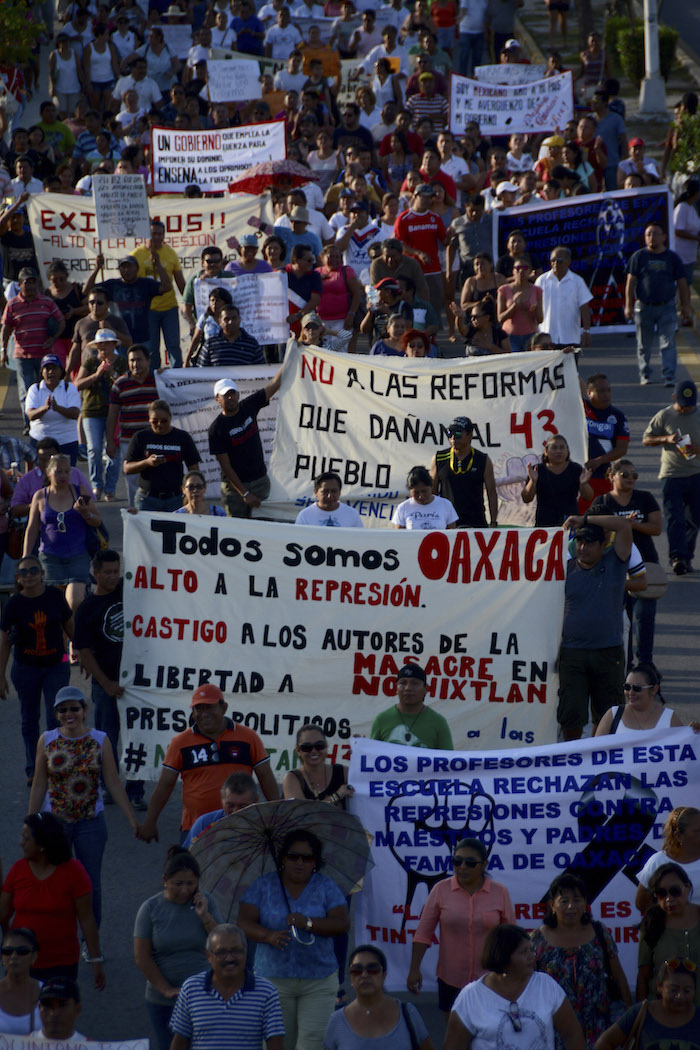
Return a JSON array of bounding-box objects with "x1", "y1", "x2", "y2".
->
[
  {"x1": 185, "y1": 484, "x2": 205, "y2": 491},
  {"x1": 453, "y1": 857, "x2": 481, "y2": 868},
  {"x1": 513, "y1": 264, "x2": 530, "y2": 271},
  {"x1": 286, "y1": 852, "x2": 315, "y2": 862},
  {"x1": 349, "y1": 962, "x2": 383, "y2": 976},
  {"x1": 508, "y1": 1002, "x2": 522, "y2": 1032},
  {"x1": 56, "y1": 511, "x2": 66, "y2": 533},
  {"x1": 18, "y1": 566, "x2": 41, "y2": 576},
  {"x1": 654, "y1": 885, "x2": 685, "y2": 900},
  {"x1": 298, "y1": 741, "x2": 326, "y2": 753},
  {"x1": 1, "y1": 946, "x2": 33, "y2": 956},
  {"x1": 623, "y1": 683, "x2": 651, "y2": 693},
  {"x1": 666, "y1": 957, "x2": 696, "y2": 971},
  {"x1": 617, "y1": 471, "x2": 638, "y2": 479},
  {"x1": 56, "y1": 705, "x2": 83, "y2": 714},
  {"x1": 448, "y1": 430, "x2": 466, "y2": 438}
]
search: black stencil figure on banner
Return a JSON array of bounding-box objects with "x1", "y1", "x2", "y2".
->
[
  {"x1": 590, "y1": 198, "x2": 627, "y2": 326},
  {"x1": 386, "y1": 785, "x2": 496, "y2": 930},
  {"x1": 542, "y1": 776, "x2": 659, "y2": 904}
]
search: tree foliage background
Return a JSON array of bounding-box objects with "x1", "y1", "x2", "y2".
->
[{"x1": 0, "y1": 0, "x2": 46, "y2": 67}]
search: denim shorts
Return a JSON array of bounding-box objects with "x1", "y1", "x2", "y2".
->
[{"x1": 40, "y1": 551, "x2": 91, "y2": 585}]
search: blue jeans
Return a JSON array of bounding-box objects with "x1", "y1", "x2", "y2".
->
[
  {"x1": 146, "y1": 1001, "x2": 175, "y2": 1050},
  {"x1": 15, "y1": 358, "x2": 42, "y2": 423},
  {"x1": 634, "y1": 300, "x2": 678, "y2": 383},
  {"x1": 83, "y1": 416, "x2": 121, "y2": 495},
  {"x1": 509, "y1": 333, "x2": 532, "y2": 352},
  {"x1": 134, "y1": 491, "x2": 183, "y2": 512},
  {"x1": 92, "y1": 679, "x2": 144, "y2": 801},
  {"x1": 628, "y1": 595, "x2": 657, "y2": 665},
  {"x1": 663, "y1": 474, "x2": 700, "y2": 563},
  {"x1": 148, "y1": 306, "x2": 182, "y2": 369},
  {"x1": 11, "y1": 660, "x2": 68, "y2": 776},
  {"x1": 458, "y1": 32, "x2": 484, "y2": 77},
  {"x1": 62, "y1": 813, "x2": 108, "y2": 927}
]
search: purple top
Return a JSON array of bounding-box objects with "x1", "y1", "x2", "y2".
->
[{"x1": 39, "y1": 489, "x2": 88, "y2": 557}]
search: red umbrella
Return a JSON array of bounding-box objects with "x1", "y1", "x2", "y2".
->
[{"x1": 228, "y1": 158, "x2": 320, "y2": 195}]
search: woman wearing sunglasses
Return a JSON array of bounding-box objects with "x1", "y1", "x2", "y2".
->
[
  {"x1": 595, "y1": 959, "x2": 699, "y2": 1050},
  {"x1": 636, "y1": 808, "x2": 700, "y2": 916},
  {"x1": 590, "y1": 459, "x2": 663, "y2": 667},
  {"x1": 531, "y1": 874, "x2": 632, "y2": 1045},
  {"x1": 496, "y1": 257, "x2": 543, "y2": 353},
  {"x1": 282, "y1": 725, "x2": 353, "y2": 809},
  {"x1": 0, "y1": 928, "x2": 41, "y2": 1033},
  {"x1": 407, "y1": 838, "x2": 514, "y2": 1012},
  {"x1": 636, "y1": 865, "x2": 700, "y2": 1004},
  {"x1": 175, "y1": 471, "x2": 226, "y2": 517},
  {"x1": 28, "y1": 685, "x2": 139, "y2": 931},
  {"x1": 444, "y1": 925, "x2": 585, "y2": 1050},
  {"x1": 595, "y1": 664, "x2": 699, "y2": 737},
  {"x1": 239, "y1": 829, "x2": 349, "y2": 1050},
  {"x1": 325, "y1": 944, "x2": 434, "y2": 1050}
]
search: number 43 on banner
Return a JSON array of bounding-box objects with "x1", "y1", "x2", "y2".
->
[{"x1": 510, "y1": 410, "x2": 557, "y2": 448}]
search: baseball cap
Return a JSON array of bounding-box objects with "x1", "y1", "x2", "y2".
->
[
  {"x1": 53, "y1": 686, "x2": 85, "y2": 708},
  {"x1": 39, "y1": 977, "x2": 81, "y2": 1003},
  {"x1": 449, "y1": 416, "x2": 473, "y2": 433},
  {"x1": 575, "y1": 523, "x2": 605, "y2": 543},
  {"x1": 214, "y1": 378, "x2": 238, "y2": 397},
  {"x1": 504, "y1": 37, "x2": 520, "y2": 49},
  {"x1": 496, "y1": 181, "x2": 518, "y2": 196},
  {"x1": 191, "y1": 683, "x2": 225, "y2": 707},
  {"x1": 301, "y1": 312, "x2": 322, "y2": 328},
  {"x1": 414, "y1": 183, "x2": 435, "y2": 196},
  {"x1": 628, "y1": 137, "x2": 645, "y2": 148},
  {"x1": 397, "y1": 663, "x2": 427, "y2": 683},
  {"x1": 542, "y1": 134, "x2": 565, "y2": 147},
  {"x1": 40, "y1": 353, "x2": 63, "y2": 369},
  {"x1": 374, "y1": 277, "x2": 400, "y2": 291},
  {"x1": 673, "y1": 380, "x2": 697, "y2": 407},
  {"x1": 418, "y1": 71, "x2": 435, "y2": 80},
  {"x1": 118, "y1": 256, "x2": 138, "y2": 267},
  {"x1": 349, "y1": 200, "x2": 369, "y2": 211},
  {"x1": 18, "y1": 267, "x2": 37, "y2": 281},
  {"x1": 289, "y1": 206, "x2": 310, "y2": 223},
  {"x1": 240, "y1": 233, "x2": 258, "y2": 247}
]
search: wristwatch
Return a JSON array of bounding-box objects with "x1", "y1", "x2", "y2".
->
[{"x1": 306, "y1": 917, "x2": 313, "y2": 930}]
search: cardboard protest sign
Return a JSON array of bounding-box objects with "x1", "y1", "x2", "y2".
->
[
  {"x1": 206, "y1": 58, "x2": 262, "y2": 101},
  {"x1": 450, "y1": 71, "x2": 573, "y2": 135},
  {"x1": 193, "y1": 271, "x2": 290, "y2": 344},
  {"x1": 93, "y1": 173, "x2": 151, "y2": 242},
  {"x1": 474, "y1": 63, "x2": 547, "y2": 83},
  {"x1": 150, "y1": 121, "x2": 286, "y2": 193},
  {"x1": 494, "y1": 186, "x2": 674, "y2": 332},
  {"x1": 119, "y1": 513, "x2": 567, "y2": 778},
  {"x1": 351, "y1": 731, "x2": 700, "y2": 988},
  {"x1": 264, "y1": 346, "x2": 587, "y2": 526}
]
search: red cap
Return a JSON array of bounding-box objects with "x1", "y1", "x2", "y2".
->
[
  {"x1": 191, "y1": 683, "x2": 224, "y2": 707},
  {"x1": 629, "y1": 137, "x2": 644, "y2": 148}
]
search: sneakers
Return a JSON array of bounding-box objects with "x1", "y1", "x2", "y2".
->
[
  {"x1": 640, "y1": 376, "x2": 650, "y2": 385},
  {"x1": 672, "y1": 558, "x2": 688, "y2": 576}
]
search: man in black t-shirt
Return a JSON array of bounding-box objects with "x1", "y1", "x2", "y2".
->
[
  {"x1": 124, "y1": 400, "x2": 200, "y2": 512},
  {"x1": 85, "y1": 252, "x2": 171, "y2": 353},
  {"x1": 0, "y1": 195, "x2": 39, "y2": 285},
  {"x1": 74, "y1": 549, "x2": 145, "y2": 807},
  {"x1": 208, "y1": 369, "x2": 282, "y2": 517}
]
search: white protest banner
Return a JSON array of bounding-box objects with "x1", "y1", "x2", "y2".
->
[
  {"x1": 193, "y1": 271, "x2": 289, "y2": 343},
  {"x1": 449, "y1": 70, "x2": 573, "y2": 135},
  {"x1": 119, "y1": 513, "x2": 566, "y2": 779},
  {"x1": 161, "y1": 22, "x2": 193, "y2": 58},
  {"x1": 93, "y1": 173, "x2": 151, "y2": 242},
  {"x1": 27, "y1": 193, "x2": 274, "y2": 282},
  {"x1": 0, "y1": 1040, "x2": 149, "y2": 1050},
  {"x1": 206, "y1": 58, "x2": 262, "y2": 101},
  {"x1": 150, "y1": 121, "x2": 286, "y2": 194},
  {"x1": 155, "y1": 365, "x2": 277, "y2": 494},
  {"x1": 350, "y1": 732, "x2": 700, "y2": 988},
  {"x1": 474, "y1": 63, "x2": 546, "y2": 83},
  {"x1": 265, "y1": 346, "x2": 587, "y2": 526}
]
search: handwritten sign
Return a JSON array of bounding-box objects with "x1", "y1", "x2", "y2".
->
[
  {"x1": 474, "y1": 63, "x2": 547, "y2": 84},
  {"x1": 450, "y1": 70, "x2": 573, "y2": 135},
  {"x1": 193, "y1": 271, "x2": 290, "y2": 343},
  {"x1": 206, "y1": 58, "x2": 262, "y2": 102},
  {"x1": 93, "y1": 173, "x2": 151, "y2": 241}
]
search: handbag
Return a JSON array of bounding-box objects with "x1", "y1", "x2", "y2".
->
[
  {"x1": 592, "y1": 921, "x2": 622, "y2": 1002},
  {"x1": 636, "y1": 561, "x2": 667, "y2": 601},
  {"x1": 6, "y1": 517, "x2": 27, "y2": 560},
  {"x1": 621, "y1": 1001, "x2": 647, "y2": 1050}
]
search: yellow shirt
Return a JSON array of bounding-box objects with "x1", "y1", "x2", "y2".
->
[{"x1": 130, "y1": 243, "x2": 181, "y2": 312}]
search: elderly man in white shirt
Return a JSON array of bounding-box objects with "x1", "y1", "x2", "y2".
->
[{"x1": 535, "y1": 246, "x2": 593, "y2": 349}]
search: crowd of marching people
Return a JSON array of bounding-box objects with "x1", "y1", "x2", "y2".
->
[{"x1": 1, "y1": 0, "x2": 700, "y2": 1046}]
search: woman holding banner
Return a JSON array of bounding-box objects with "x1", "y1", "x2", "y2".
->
[
  {"x1": 176, "y1": 471, "x2": 226, "y2": 517},
  {"x1": 407, "y1": 838, "x2": 514, "y2": 1012},
  {"x1": 531, "y1": 874, "x2": 632, "y2": 1044}
]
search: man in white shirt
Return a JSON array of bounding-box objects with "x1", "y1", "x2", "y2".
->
[
  {"x1": 264, "y1": 7, "x2": 303, "y2": 60},
  {"x1": 186, "y1": 26, "x2": 213, "y2": 69},
  {"x1": 334, "y1": 200, "x2": 383, "y2": 271},
  {"x1": 362, "y1": 25, "x2": 410, "y2": 76},
  {"x1": 616, "y1": 137, "x2": 661, "y2": 188},
  {"x1": 277, "y1": 189, "x2": 335, "y2": 244},
  {"x1": 437, "y1": 131, "x2": 475, "y2": 202},
  {"x1": 112, "y1": 57, "x2": 163, "y2": 110},
  {"x1": 295, "y1": 468, "x2": 364, "y2": 526},
  {"x1": 30, "y1": 978, "x2": 87, "y2": 1044},
  {"x1": 273, "y1": 50, "x2": 307, "y2": 92},
  {"x1": 535, "y1": 246, "x2": 593, "y2": 349},
  {"x1": 371, "y1": 101, "x2": 399, "y2": 144},
  {"x1": 11, "y1": 156, "x2": 43, "y2": 197},
  {"x1": 458, "y1": 0, "x2": 488, "y2": 77}
]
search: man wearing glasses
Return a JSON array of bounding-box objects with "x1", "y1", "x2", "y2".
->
[
  {"x1": 170, "y1": 924, "x2": 283, "y2": 1050},
  {"x1": 430, "y1": 416, "x2": 498, "y2": 528},
  {"x1": 67, "y1": 286, "x2": 132, "y2": 374},
  {"x1": 535, "y1": 247, "x2": 593, "y2": 351}
]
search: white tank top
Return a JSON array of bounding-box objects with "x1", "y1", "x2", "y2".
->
[
  {"x1": 53, "y1": 49, "x2": 82, "y2": 93},
  {"x1": 611, "y1": 704, "x2": 674, "y2": 738},
  {"x1": 87, "y1": 41, "x2": 115, "y2": 83}
]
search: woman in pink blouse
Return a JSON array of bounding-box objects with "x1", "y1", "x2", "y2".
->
[{"x1": 406, "y1": 838, "x2": 514, "y2": 1012}]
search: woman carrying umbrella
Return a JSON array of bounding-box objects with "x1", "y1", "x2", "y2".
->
[{"x1": 238, "y1": 829, "x2": 349, "y2": 1050}]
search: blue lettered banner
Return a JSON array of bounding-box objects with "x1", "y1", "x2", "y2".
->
[
  {"x1": 350, "y1": 731, "x2": 700, "y2": 989},
  {"x1": 494, "y1": 186, "x2": 674, "y2": 333}
]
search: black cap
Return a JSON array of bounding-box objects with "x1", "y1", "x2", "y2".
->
[
  {"x1": 397, "y1": 663, "x2": 427, "y2": 683},
  {"x1": 575, "y1": 523, "x2": 605, "y2": 543},
  {"x1": 39, "y1": 977, "x2": 81, "y2": 1003},
  {"x1": 448, "y1": 416, "x2": 473, "y2": 434}
]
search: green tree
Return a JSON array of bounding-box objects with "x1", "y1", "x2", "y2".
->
[
  {"x1": 670, "y1": 113, "x2": 700, "y2": 176},
  {"x1": 0, "y1": 0, "x2": 45, "y2": 67}
]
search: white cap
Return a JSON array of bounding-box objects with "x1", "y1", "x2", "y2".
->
[
  {"x1": 496, "y1": 181, "x2": 518, "y2": 196},
  {"x1": 214, "y1": 378, "x2": 238, "y2": 396},
  {"x1": 504, "y1": 38, "x2": 520, "y2": 48}
]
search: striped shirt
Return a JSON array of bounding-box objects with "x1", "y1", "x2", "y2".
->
[
  {"x1": 108, "y1": 372, "x2": 158, "y2": 441},
  {"x1": 170, "y1": 969, "x2": 284, "y2": 1050},
  {"x1": 198, "y1": 328, "x2": 264, "y2": 368},
  {"x1": 405, "y1": 92, "x2": 449, "y2": 132},
  {"x1": 1, "y1": 293, "x2": 64, "y2": 360}
]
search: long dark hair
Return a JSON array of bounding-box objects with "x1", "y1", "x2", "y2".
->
[
  {"x1": 24, "y1": 813, "x2": 71, "y2": 865},
  {"x1": 676, "y1": 178, "x2": 700, "y2": 205},
  {"x1": 641, "y1": 862, "x2": 692, "y2": 948}
]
